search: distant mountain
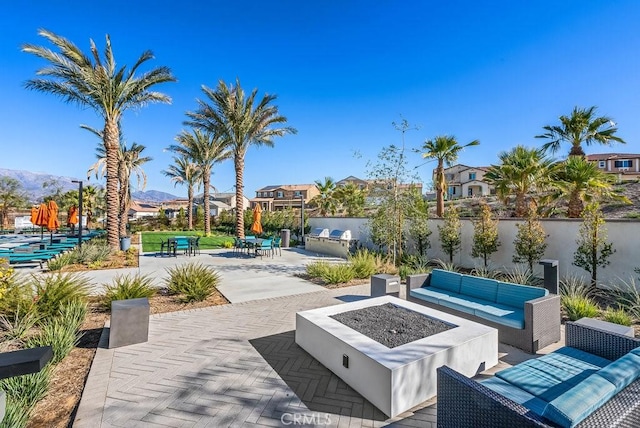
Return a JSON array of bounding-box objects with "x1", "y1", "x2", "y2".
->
[
  {"x1": 0, "y1": 168, "x2": 178, "y2": 203},
  {"x1": 0, "y1": 168, "x2": 81, "y2": 202},
  {"x1": 131, "y1": 190, "x2": 179, "y2": 203}
]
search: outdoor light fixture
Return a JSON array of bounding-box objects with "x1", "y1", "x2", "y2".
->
[{"x1": 71, "y1": 180, "x2": 83, "y2": 248}]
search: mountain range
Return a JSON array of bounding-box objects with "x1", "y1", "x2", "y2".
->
[{"x1": 0, "y1": 168, "x2": 178, "y2": 203}]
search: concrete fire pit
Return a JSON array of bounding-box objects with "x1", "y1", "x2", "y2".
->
[{"x1": 295, "y1": 296, "x2": 498, "y2": 417}]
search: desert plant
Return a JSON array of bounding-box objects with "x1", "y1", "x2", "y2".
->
[
  {"x1": 0, "y1": 277, "x2": 34, "y2": 321},
  {"x1": 0, "y1": 366, "x2": 51, "y2": 410},
  {"x1": 74, "y1": 241, "x2": 111, "y2": 264},
  {"x1": 433, "y1": 259, "x2": 459, "y2": 272},
  {"x1": 608, "y1": 277, "x2": 640, "y2": 321},
  {"x1": 103, "y1": 274, "x2": 156, "y2": 309},
  {"x1": 305, "y1": 261, "x2": 331, "y2": 279},
  {"x1": 0, "y1": 398, "x2": 30, "y2": 428},
  {"x1": 28, "y1": 301, "x2": 87, "y2": 364},
  {"x1": 471, "y1": 203, "x2": 500, "y2": 267},
  {"x1": 165, "y1": 262, "x2": 220, "y2": 303},
  {"x1": 562, "y1": 295, "x2": 600, "y2": 321},
  {"x1": 0, "y1": 309, "x2": 39, "y2": 342},
  {"x1": 602, "y1": 307, "x2": 633, "y2": 326},
  {"x1": 320, "y1": 264, "x2": 355, "y2": 285},
  {"x1": 500, "y1": 265, "x2": 541, "y2": 286},
  {"x1": 32, "y1": 273, "x2": 90, "y2": 320},
  {"x1": 471, "y1": 265, "x2": 501, "y2": 279},
  {"x1": 348, "y1": 249, "x2": 378, "y2": 279},
  {"x1": 46, "y1": 252, "x2": 76, "y2": 271}
]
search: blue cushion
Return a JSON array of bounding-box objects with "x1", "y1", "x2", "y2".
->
[
  {"x1": 436, "y1": 293, "x2": 483, "y2": 315},
  {"x1": 496, "y1": 282, "x2": 547, "y2": 308},
  {"x1": 480, "y1": 377, "x2": 548, "y2": 417},
  {"x1": 597, "y1": 351, "x2": 640, "y2": 392},
  {"x1": 410, "y1": 287, "x2": 451, "y2": 304},
  {"x1": 474, "y1": 304, "x2": 524, "y2": 329},
  {"x1": 495, "y1": 359, "x2": 579, "y2": 399},
  {"x1": 631, "y1": 347, "x2": 640, "y2": 357},
  {"x1": 551, "y1": 346, "x2": 611, "y2": 369},
  {"x1": 460, "y1": 276, "x2": 499, "y2": 302},
  {"x1": 429, "y1": 269, "x2": 462, "y2": 294},
  {"x1": 542, "y1": 374, "x2": 617, "y2": 428}
]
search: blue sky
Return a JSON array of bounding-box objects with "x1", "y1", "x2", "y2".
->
[{"x1": 2, "y1": 1, "x2": 639, "y2": 198}]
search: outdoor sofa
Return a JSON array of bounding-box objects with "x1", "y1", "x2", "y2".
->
[
  {"x1": 406, "y1": 269, "x2": 560, "y2": 353},
  {"x1": 436, "y1": 321, "x2": 640, "y2": 427}
]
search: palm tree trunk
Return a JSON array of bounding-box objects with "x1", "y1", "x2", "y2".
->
[
  {"x1": 569, "y1": 144, "x2": 586, "y2": 157},
  {"x1": 203, "y1": 168, "x2": 211, "y2": 236},
  {"x1": 567, "y1": 191, "x2": 584, "y2": 218},
  {"x1": 436, "y1": 161, "x2": 445, "y2": 217},
  {"x1": 118, "y1": 171, "x2": 128, "y2": 238},
  {"x1": 187, "y1": 185, "x2": 193, "y2": 230},
  {"x1": 104, "y1": 118, "x2": 120, "y2": 251},
  {"x1": 235, "y1": 154, "x2": 245, "y2": 238},
  {"x1": 515, "y1": 192, "x2": 527, "y2": 217}
]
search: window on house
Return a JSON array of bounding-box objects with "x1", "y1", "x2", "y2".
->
[
  {"x1": 468, "y1": 172, "x2": 476, "y2": 180},
  {"x1": 277, "y1": 191, "x2": 283, "y2": 198},
  {"x1": 448, "y1": 186, "x2": 456, "y2": 195},
  {"x1": 294, "y1": 191, "x2": 301, "y2": 197},
  {"x1": 614, "y1": 160, "x2": 632, "y2": 168},
  {"x1": 598, "y1": 161, "x2": 606, "y2": 168},
  {"x1": 446, "y1": 174, "x2": 455, "y2": 181},
  {"x1": 269, "y1": 192, "x2": 274, "y2": 197}
]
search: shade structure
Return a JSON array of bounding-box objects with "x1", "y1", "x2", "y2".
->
[
  {"x1": 34, "y1": 203, "x2": 49, "y2": 228},
  {"x1": 250, "y1": 204, "x2": 263, "y2": 234},
  {"x1": 30, "y1": 206, "x2": 39, "y2": 226},
  {"x1": 67, "y1": 205, "x2": 78, "y2": 226},
  {"x1": 46, "y1": 200, "x2": 59, "y2": 232}
]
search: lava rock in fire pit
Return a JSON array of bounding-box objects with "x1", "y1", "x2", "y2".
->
[{"x1": 330, "y1": 303, "x2": 454, "y2": 348}]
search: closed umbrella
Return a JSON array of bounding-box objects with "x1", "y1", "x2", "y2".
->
[
  {"x1": 34, "y1": 203, "x2": 49, "y2": 238},
  {"x1": 68, "y1": 205, "x2": 79, "y2": 234},
  {"x1": 250, "y1": 204, "x2": 263, "y2": 235},
  {"x1": 47, "y1": 200, "x2": 60, "y2": 244},
  {"x1": 30, "y1": 206, "x2": 38, "y2": 227}
]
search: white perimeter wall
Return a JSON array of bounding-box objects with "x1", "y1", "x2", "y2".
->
[{"x1": 309, "y1": 217, "x2": 640, "y2": 286}]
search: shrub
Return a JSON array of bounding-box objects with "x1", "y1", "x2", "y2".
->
[
  {"x1": 500, "y1": 265, "x2": 542, "y2": 286},
  {"x1": 320, "y1": 264, "x2": 355, "y2": 285},
  {"x1": 432, "y1": 259, "x2": 459, "y2": 272},
  {"x1": 46, "y1": 252, "x2": 75, "y2": 271},
  {"x1": 471, "y1": 265, "x2": 501, "y2": 279},
  {"x1": 348, "y1": 249, "x2": 378, "y2": 279},
  {"x1": 103, "y1": 274, "x2": 156, "y2": 309},
  {"x1": 28, "y1": 301, "x2": 87, "y2": 364},
  {"x1": 0, "y1": 278, "x2": 34, "y2": 321},
  {"x1": 562, "y1": 295, "x2": 600, "y2": 321},
  {"x1": 559, "y1": 273, "x2": 598, "y2": 300},
  {"x1": 0, "y1": 398, "x2": 30, "y2": 428},
  {"x1": 306, "y1": 261, "x2": 330, "y2": 278},
  {"x1": 602, "y1": 307, "x2": 633, "y2": 326},
  {"x1": 32, "y1": 273, "x2": 90, "y2": 320},
  {"x1": 74, "y1": 241, "x2": 111, "y2": 264},
  {"x1": 0, "y1": 309, "x2": 39, "y2": 343},
  {"x1": 607, "y1": 277, "x2": 640, "y2": 322},
  {"x1": 0, "y1": 366, "x2": 51, "y2": 410},
  {"x1": 222, "y1": 240, "x2": 234, "y2": 249},
  {"x1": 165, "y1": 262, "x2": 220, "y2": 303}
]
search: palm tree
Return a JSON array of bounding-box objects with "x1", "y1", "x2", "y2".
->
[
  {"x1": 484, "y1": 146, "x2": 555, "y2": 217},
  {"x1": 549, "y1": 156, "x2": 629, "y2": 218},
  {"x1": 87, "y1": 133, "x2": 152, "y2": 237},
  {"x1": 82, "y1": 185, "x2": 104, "y2": 229},
  {"x1": 310, "y1": 177, "x2": 337, "y2": 216},
  {"x1": 334, "y1": 183, "x2": 367, "y2": 217},
  {"x1": 167, "y1": 129, "x2": 230, "y2": 235},
  {"x1": 185, "y1": 79, "x2": 297, "y2": 238},
  {"x1": 421, "y1": 135, "x2": 479, "y2": 217},
  {"x1": 536, "y1": 106, "x2": 625, "y2": 157},
  {"x1": 22, "y1": 29, "x2": 175, "y2": 249},
  {"x1": 163, "y1": 155, "x2": 201, "y2": 230}
]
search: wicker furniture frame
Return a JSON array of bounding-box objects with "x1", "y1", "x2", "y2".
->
[
  {"x1": 406, "y1": 273, "x2": 561, "y2": 353},
  {"x1": 436, "y1": 322, "x2": 640, "y2": 427}
]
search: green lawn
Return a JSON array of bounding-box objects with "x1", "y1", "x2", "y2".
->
[{"x1": 141, "y1": 231, "x2": 234, "y2": 253}]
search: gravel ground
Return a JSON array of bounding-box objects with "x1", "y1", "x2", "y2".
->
[{"x1": 330, "y1": 302, "x2": 454, "y2": 348}]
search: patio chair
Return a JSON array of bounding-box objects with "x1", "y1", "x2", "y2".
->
[
  {"x1": 233, "y1": 237, "x2": 245, "y2": 254},
  {"x1": 191, "y1": 237, "x2": 200, "y2": 255},
  {"x1": 255, "y1": 239, "x2": 273, "y2": 259},
  {"x1": 273, "y1": 236, "x2": 282, "y2": 256}
]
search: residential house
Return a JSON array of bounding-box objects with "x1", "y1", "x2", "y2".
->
[
  {"x1": 251, "y1": 184, "x2": 319, "y2": 211},
  {"x1": 128, "y1": 201, "x2": 160, "y2": 220},
  {"x1": 437, "y1": 164, "x2": 494, "y2": 199},
  {"x1": 194, "y1": 192, "x2": 251, "y2": 216},
  {"x1": 586, "y1": 153, "x2": 640, "y2": 181},
  {"x1": 336, "y1": 176, "x2": 423, "y2": 204}
]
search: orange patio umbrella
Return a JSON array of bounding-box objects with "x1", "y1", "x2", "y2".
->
[
  {"x1": 34, "y1": 203, "x2": 49, "y2": 238},
  {"x1": 30, "y1": 206, "x2": 39, "y2": 226},
  {"x1": 250, "y1": 204, "x2": 263, "y2": 235},
  {"x1": 47, "y1": 200, "x2": 60, "y2": 232},
  {"x1": 67, "y1": 205, "x2": 79, "y2": 227}
]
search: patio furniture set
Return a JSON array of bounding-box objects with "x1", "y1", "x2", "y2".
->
[
  {"x1": 157, "y1": 236, "x2": 200, "y2": 257},
  {"x1": 294, "y1": 268, "x2": 639, "y2": 426},
  {"x1": 233, "y1": 236, "x2": 282, "y2": 258},
  {"x1": 0, "y1": 231, "x2": 103, "y2": 267}
]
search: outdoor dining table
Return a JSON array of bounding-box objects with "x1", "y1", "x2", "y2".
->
[
  {"x1": 159, "y1": 236, "x2": 198, "y2": 256},
  {"x1": 243, "y1": 237, "x2": 263, "y2": 256}
]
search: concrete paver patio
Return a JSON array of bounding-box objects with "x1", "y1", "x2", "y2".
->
[{"x1": 72, "y1": 244, "x2": 563, "y2": 427}]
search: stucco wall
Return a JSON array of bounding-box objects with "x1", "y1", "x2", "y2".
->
[{"x1": 308, "y1": 216, "x2": 640, "y2": 286}]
